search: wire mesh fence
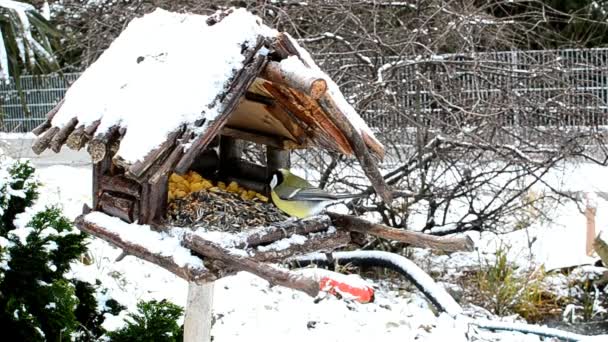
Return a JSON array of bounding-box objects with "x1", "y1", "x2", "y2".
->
[
  {"x1": 0, "y1": 73, "x2": 80, "y2": 132},
  {"x1": 1, "y1": 49, "x2": 608, "y2": 139}
]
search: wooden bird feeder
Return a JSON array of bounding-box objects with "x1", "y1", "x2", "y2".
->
[{"x1": 30, "y1": 9, "x2": 471, "y2": 297}]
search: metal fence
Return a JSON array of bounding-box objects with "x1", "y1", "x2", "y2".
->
[
  {"x1": 0, "y1": 73, "x2": 80, "y2": 132},
  {"x1": 2, "y1": 48, "x2": 608, "y2": 133}
]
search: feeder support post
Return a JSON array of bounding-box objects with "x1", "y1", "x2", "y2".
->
[
  {"x1": 183, "y1": 282, "x2": 215, "y2": 342},
  {"x1": 266, "y1": 145, "x2": 290, "y2": 178}
]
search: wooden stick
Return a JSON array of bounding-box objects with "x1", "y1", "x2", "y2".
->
[
  {"x1": 50, "y1": 117, "x2": 78, "y2": 152},
  {"x1": 74, "y1": 215, "x2": 212, "y2": 283},
  {"x1": 31, "y1": 127, "x2": 59, "y2": 154},
  {"x1": 32, "y1": 99, "x2": 65, "y2": 136},
  {"x1": 266, "y1": 145, "x2": 290, "y2": 178},
  {"x1": 183, "y1": 233, "x2": 320, "y2": 297},
  {"x1": 328, "y1": 213, "x2": 475, "y2": 252},
  {"x1": 262, "y1": 60, "x2": 327, "y2": 99}
]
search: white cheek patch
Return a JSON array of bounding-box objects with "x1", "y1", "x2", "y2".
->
[{"x1": 270, "y1": 175, "x2": 278, "y2": 189}]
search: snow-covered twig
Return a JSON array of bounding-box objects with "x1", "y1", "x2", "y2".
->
[
  {"x1": 294, "y1": 250, "x2": 463, "y2": 317},
  {"x1": 471, "y1": 319, "x2": 608, "y2": 341}
]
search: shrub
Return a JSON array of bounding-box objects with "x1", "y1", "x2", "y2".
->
[{"x1": 107, "y1": 299, "x2": 184, "y2": 342}]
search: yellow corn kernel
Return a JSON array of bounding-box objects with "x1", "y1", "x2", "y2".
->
[
  {"x1": 247, "y1": 190, "x2": 256, "y2": 197},
  {"x1": 170, "y1": 173, "x2": 185, "y2": 184},
  {"x1": 255, "y1": 193, "x2": 269, "y2": 202},
  {"x1": 209, "y1": 187, "x2": 220, "y2": 192},
  {"x1": 189, "y1": 172, "x2": 203, "y2": 183},
  {"x1": 175, "y1": 183, "x2": 189, "y2": 192},
  {"x1": 227, "y1": 181, "x2": 239, "y2": 193},
  {"x1": 218, "y1": 181, "x2": 226, "y2": 190},
  {"x1": 175, "y1": 190, "x2": 187, "y2": 198},
  {"x1": 189, "y1": 182, "x2": 205, "y2": 192},
  {"x1": 201, "y1": 180, "x2": 213, "y2": 189}
]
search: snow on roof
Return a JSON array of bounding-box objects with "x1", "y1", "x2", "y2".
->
[{"x1": 50, "y1": 8, "x2": 276, "y2": 163}]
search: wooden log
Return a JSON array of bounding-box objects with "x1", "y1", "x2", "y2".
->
[
  {"x1": 74, "y1": 215, "x2": 212, "y2": 283},
  {"x1": 146, "y1": 174, "x2": 168, "y2": 225},
  {"x1": 50, "y1": 117, "x2": 79, "y2": 153},
  {"x1": 99, "y1": 175, "x2": 142, "y2": 199},
  {"x1": 32, "y1": 99, "x2": 65, "y2": 136},
  {"x1": 84, "y1": 120, "x2": 101, "y2": 137},
  {"x1": 98, "y1": 192, "x2": 139, "y2": 223},
  {"x1": 88, "y1": 126, "x2": 120, "y2": 164},
  {"x1": 183, "y1": 233, "x2": 319, "y2": 297},
  {"x1": 66, "y1": 125, "x2": 86, "y2": 150},
  {"x1": 224, "y1": 158, "x2": 267, "y2": 183},
  {"x1": 92, "y1": 146, "x2": 113, "y2": 209},
  {"x1": 262, "y1": 60, "x2": 327, "y2": 99},
  {"x1": 253, "y1": 229, "x2": 350, "y2": 262},
  {"x1": 236, "y1": 215, "x2": 332, "y2": 249},
  {"x1": 328, "y1": 213, "x2": 475, "y2": 252},
  {"x1": 266, "y1": 145, "x2": 290, "y2": 178},
  {"x1": 174, "y1": 44, "x2": 268, "y2": 174},
  {"x1": 31, "y1": 126, "x2": 59, "y2": 154}
]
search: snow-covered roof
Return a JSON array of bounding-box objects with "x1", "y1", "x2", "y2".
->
[{"x1": 35, "y1": 7, "x2": 384, "y2": 171}]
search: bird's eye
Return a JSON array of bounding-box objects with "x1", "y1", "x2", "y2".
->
[{"x1": 270, "y1": 174, "x2": 278, "y2": 188}]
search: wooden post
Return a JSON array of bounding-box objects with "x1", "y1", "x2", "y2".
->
[
  {"x1": 219, "y1": 135, "x2": 243, "y2": 174},
  {"x1": 183, "y1": 282, "x2": 214, "y2": 342},
  {"x1": 586, "y1": 193, "x2": 597, "y2": 256},
  {"x1": 266, "y1": 145, "x2": 290, "y2": 178}
]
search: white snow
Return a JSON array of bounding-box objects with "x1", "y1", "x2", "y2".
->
[
  {"x1": 51, "y1": 8, "x2": 276, "y2": 164},
  {"x1": 16, "y1": 159, "x2": 608, "y2": 340}
]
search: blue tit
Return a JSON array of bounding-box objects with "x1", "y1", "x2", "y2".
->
[{"x1": 269, "y1": 168, "x2": 349, "y2": 218}]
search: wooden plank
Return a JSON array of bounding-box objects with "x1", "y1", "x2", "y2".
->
[{"x1": 32, "y1": 99, "x2": 65, "y2": 136}]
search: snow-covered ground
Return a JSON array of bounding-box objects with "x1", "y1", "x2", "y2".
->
[{"x1": 29, "y1": 162, "x2": 608, "y2": 341}]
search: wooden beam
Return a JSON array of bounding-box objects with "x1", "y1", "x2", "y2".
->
[
  {"x1": 328, "y1": 213, "x2": 475, "y2": 252},
  {"x1": 74, "y1": 215, "x2": 212, "y2": 283},
  {"x1": 88, "y1": 126, "x2": 120, "y2": 164},
  {"x1": 183, "y1": 233, "x2": 320, "y2": 297},
  {"x1": 127, "y1": 127, "x2": 184, "y2": 180}
]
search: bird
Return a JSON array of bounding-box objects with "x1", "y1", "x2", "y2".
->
[{"x1": 268, "y1": 168, "x2": 358, "y2": 218}]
